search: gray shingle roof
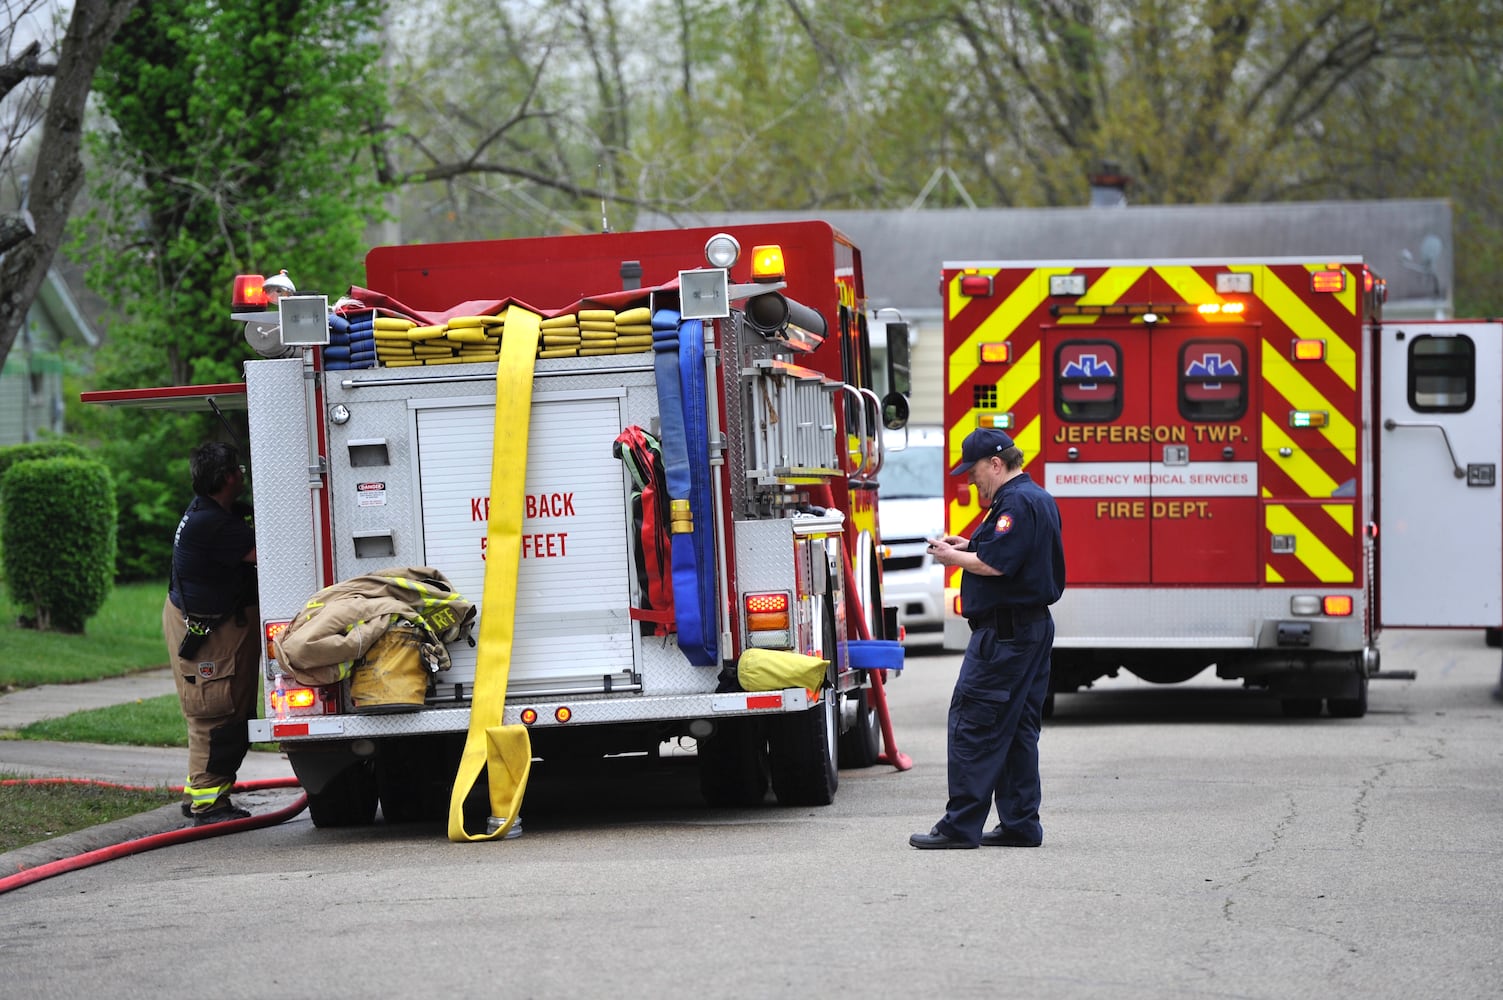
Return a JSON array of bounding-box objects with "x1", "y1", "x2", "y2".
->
[{"x1": 636, "y1": 200, "x2": 1452, "y2": 316}]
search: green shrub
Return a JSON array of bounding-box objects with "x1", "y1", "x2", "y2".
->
[
  {"x1": 0, "y1": 457, "x2": 118, "y2": 633},
  {"x1": 0, "y1": 439, "x2": 90, "y2": 481}
]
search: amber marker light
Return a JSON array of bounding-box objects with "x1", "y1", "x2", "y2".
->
[
  {"x1": 1293, "y1": 339, "x2": 1327, "y2": 361},
  {"x1": 520, "y1": 708, "x2": 538, "y2": 726},
  {"x1": 554, "y1": 706, "x2": 573, "y2": 724},
  {"x1": 1323, "y1": 595, "x2": 1354, "y2": 616},
  {"x1": 286, "y1": 688, "x2": 317, "y2": 709},
  {"x1": 264, "y1": 620, "x2": 291, "y2": 661},
  {"x1": 979, "y1": 342, "x2": 1011, "y2": 364}
]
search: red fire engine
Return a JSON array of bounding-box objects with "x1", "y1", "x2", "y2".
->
[
  {"x1": 87, "y1": 222, "x2": 913, "y2": 835},
  {"x1": 941, "y1": 257, "x2": 1502, "y2": 717}
]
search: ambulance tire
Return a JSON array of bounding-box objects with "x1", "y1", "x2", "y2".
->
[
  {"x1": 1280, "y1": 698, "x2": 1323, "y2": 718},
  {"x1": 768, "y1": 691, "x2": 839, "y2": 807},
  {"x1": 837, "y1": 685, "x2": 881, "y2": 769},
  {"x1": 305, "y1": 759, "x2": 379, "y2": 828},
  {"x1": 1485, "y1": 628, "x2": 1502, "y2": 648},
  {"x1": 698, "y1": 718, "x2": 769, "y2": 807},
  {"x1": 1327, "y1": 663, "x2": 1369, "y2": 719}
]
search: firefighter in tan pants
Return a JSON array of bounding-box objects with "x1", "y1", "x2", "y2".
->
[{"x1": 163, "y1": 442, "x2": 260, "y2": 825}]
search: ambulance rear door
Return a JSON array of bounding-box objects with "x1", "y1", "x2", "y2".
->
[
  {"x1": 1377, "y1": 321, "x2": 1503, "y2": 627},
  {"x1": 1041, "y1": 317, "x2": 1260, "y2": 585}
]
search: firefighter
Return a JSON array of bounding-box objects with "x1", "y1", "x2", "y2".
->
[
  {"x1": 909, "y1": 427, "x2": 1065, "y2": 849},
  {"x1": 162, "y1": 442, "x2": 261, "y2": 824}
]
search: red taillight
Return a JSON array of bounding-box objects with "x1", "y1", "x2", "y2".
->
[
  {"x1": 745, "y1": 593, "x2": 789, "y2": 614},
  {"x1": 233, "y1": 273, "x2": 268, "y2": 309},
  {"x1": 1311, "y1": 268, "x2": 1346, "y2": 293}
]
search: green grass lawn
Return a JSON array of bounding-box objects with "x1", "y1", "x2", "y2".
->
[
  {"x1": 0, "y1": 772, "x2": 183, "y2": 854},
  {"x1": 18, "y1": 694, "x2": 188, "y2": 747},
  {"x1": 0, "y1": 579, "x2": 168, "y2": 689}
]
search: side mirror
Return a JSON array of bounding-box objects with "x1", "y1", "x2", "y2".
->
[
  {"x1": 881, "y1": 391, "x2": 910, "y2": 431},
  {"x1": 885, "y1": 321, "x2": 911, "y2": 397}
]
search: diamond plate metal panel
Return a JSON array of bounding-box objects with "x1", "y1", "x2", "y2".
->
[{"x1": 245, "y1": 357, "x2": 321, "y2": 631}]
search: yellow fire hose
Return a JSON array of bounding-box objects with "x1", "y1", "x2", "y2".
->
[{"x1": 447, "y1": 304, "x2": 541, "y2": 842}]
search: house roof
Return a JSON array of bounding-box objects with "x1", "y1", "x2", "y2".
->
[{"x1": 636, "y1": 200, "x2": 1453, "y2": 317}]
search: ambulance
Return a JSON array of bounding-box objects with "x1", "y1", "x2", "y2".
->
[
  {"x1": 940, "y1": 257, "x2": 1501, "y2": 717},
  {"x1": 87, "y1": 222, "x2": 913, "y2": 831}
]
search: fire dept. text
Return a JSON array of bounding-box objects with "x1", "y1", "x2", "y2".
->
[{"x1": 1095, "y1": 500, "x2": 1212, "y2": 519}]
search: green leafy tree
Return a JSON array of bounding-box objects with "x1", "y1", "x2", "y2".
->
[{"x1": 76, "y1": 0, "x2": 388, "y2": 390}]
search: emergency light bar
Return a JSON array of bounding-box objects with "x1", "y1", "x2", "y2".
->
[
  {"x1": 977, "y1": 412, "x2": 1014, "y2": 430},
  {"x1": 1052, "y1": 302, "x2": 1239, "y2": 320},
  {"x1": 1289, "y1": 410, "x2": 1329, "y2": 428}
]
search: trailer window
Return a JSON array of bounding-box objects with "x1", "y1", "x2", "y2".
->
[
  {"x1": 1178, "y1": 340, "x2": 1247, "y2": 421},
  {"x1": 1054, "y1": 340, "x2": 1122, "y2": 421},
  {"x1": 1409, "y1": 334, "x2": 1474, "y2": 413}
]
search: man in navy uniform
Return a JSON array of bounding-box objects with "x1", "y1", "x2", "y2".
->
[{"x1": 910, "y1": 427, "x2": 1065, "y2": 850}]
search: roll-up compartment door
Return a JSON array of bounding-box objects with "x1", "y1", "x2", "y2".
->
[{"x1": 414, "y1": 390, "x2": 637, "y2": 693}]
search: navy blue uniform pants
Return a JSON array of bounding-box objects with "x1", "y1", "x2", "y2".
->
[{"x1": 936, "y1": 613, "x2": 1053, "y2": 846}]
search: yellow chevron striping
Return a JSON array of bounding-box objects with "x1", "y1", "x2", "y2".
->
[
  {"x1": 1322, "y1": 502, "x2": 1355, "y2": 535},
  {"x1": 1265, "y1": 564, "x2": 1285, "y2": 583},
  {"x1": 1155, "y1": 265, "x2": 1218, "y2": 304},
  {"x1": 1261, "y1": 340, "x2": 1355, "y2": 454},
  {"x1": 1305, "y1": 262, "x2": 1357, "y2": 315},
  {"x1": 1057, "y1": 266, "x2": 1151, "y2": 325},
  {"x1": 948, "y1": 269, "x2": 1069, "y2": 391},
  {"x1": 1267, "y1": 504, "x2": 1354, "y2": 582},
  {"x1": 1259, "y1": 268, "x2": 1356, "y2": 389},
  {"x1": 1261, "y1": 415, "x2": 1340, "y2": 498}
]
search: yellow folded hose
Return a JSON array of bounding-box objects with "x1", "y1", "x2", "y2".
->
[{"x1": 448, "y1": 303, "x2": 540, "y2": 842}]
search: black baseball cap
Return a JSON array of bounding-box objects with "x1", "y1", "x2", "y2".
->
[{"x1": 951, "y1": 427, "x2": 1015, "y2": 476}]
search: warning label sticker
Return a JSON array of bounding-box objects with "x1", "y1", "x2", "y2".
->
[{"x1": 356, "y1": 481, "x2": 386, "y2": 507}]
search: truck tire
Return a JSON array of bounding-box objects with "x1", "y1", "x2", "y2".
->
[
  {"x1": 837, "y1": 685, "x2": 881, "y2": 769},
  {"x1": 768, "y1": 691, "x2": 838, "y2": 807},
  {"x1": 698, "y1": 718, "x2": 769, "y2": 807},
  {"x1": 1486, "y1": 628, "x2": 1502, "y2": 648},
  {"x1": 377, "y1": 736, "x2": 450, "y2": 823},
  {"x1": 306, "y1": 759, "x2": 379, "y2": 828}
]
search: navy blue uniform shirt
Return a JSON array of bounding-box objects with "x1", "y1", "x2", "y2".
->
[
  {"x1": 958, "y1": 471, "x2": 1065, "y2": 615},
  {"x1": 169, "y1": 496, "x2": 257, "y2": 616}
]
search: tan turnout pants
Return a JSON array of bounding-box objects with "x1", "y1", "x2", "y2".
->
[{"x1": 163, "y1": 598, "x2": 261, "y2": 813}]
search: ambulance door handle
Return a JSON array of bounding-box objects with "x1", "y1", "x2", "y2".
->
[{"x1": 1382, "y1": 418, "x2": 1465, "y2": 478}]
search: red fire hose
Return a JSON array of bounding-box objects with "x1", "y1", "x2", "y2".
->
[
  {"x1": 810, "y1": 483, "x2": 914, "y2": 771},
  {"x1": 0, "y1": 776, "x2": 305, "y2": 896}
]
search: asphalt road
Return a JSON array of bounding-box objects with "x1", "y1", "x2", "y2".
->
[{"x1": 3, "y1": 629, "x2": 1500, "y2": 1000}]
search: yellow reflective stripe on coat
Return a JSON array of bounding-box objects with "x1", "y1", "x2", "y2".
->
[{"x1": 448, "y1": 305, "x2": 539, "y2": 842}]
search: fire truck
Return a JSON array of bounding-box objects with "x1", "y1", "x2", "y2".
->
[
  {"x1": 89, "y1": 222, "x2": 912, "y2": 833},
  {"x1": 940, "y1": 257, "x2": 1502, "y2": 717}
]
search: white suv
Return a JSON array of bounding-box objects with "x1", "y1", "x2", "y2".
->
[{"x1": 878, "y1": 426, "x2": 946, "y2": 648}]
